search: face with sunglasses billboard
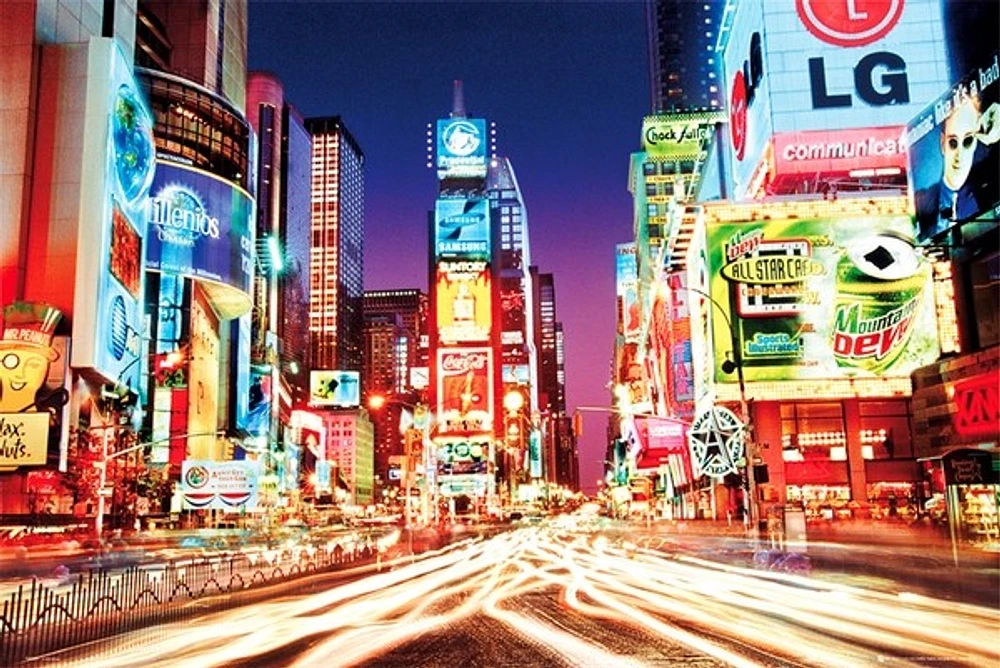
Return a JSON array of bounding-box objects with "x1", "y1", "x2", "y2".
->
[{"x1": 909, "y1": 52, "x2": 1000, "y2": 242}]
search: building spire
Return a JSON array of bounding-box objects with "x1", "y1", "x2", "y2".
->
[{"x1": 451, "y1": 80, "x2": 466, "y2": 118}]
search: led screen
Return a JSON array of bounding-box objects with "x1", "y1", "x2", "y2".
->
[
  {"x1": 436, "y1": 435, "x2": 490, "y2": 476},
  {"x1": 436, "y1": 347, "x2": 493, "y2": 434},
  {"x1": 436, "y1": 118, "x2": 488, "y2": 180},
  {"x1": 434, "y1": 198, "x2": 490, "y2": 258},
  {"x1": 309, "y1": 370, "x2": 361, "y2": 407},
  {"x1": 146, "y1": 161, "x2": 254, "y2": 297},
  {"x1": 707, "y1": 215, "x2": 940, "y2": 382},
  {"x1": 436, "y1": 259, "x2": 491, "y2": 344},
  {"x1": 907, "y1": 51, "x2": 1000, "y2": 242}
]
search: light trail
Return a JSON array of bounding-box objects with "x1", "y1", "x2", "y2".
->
[{"x1": 59, "y1": 524, "x2": 999, "y2": 668}]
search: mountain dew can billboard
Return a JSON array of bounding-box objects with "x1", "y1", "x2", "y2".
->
[{"x1": 707, "y1": 216, "x2": 939, "y2": 381}]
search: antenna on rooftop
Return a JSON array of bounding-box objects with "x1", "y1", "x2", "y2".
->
[{"x1": 451, "y1": 80, "x2": 466, "y2": 118}]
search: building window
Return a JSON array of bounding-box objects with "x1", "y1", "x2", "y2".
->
[
  {"x1": 858, "y1": 400, "x2": 912, "y2": 459},
  {"x1": 781, "y1": 402, "x2": 846, "y2": 461}
]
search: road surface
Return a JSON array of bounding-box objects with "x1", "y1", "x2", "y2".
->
[{"x1": 49, "y1": 522, "x2": 998, "y2": 668}]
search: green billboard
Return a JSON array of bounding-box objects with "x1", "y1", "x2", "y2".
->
[{"x1": 707, "y1": 216, "x2": 940, "y2": 382}]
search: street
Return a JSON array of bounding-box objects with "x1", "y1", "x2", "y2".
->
[{"x1": 51, "y1": 520, "x2": 999, "y2": 668}]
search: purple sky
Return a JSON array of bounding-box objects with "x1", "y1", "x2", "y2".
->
[{"x1": 249, "y1": 1, "x2": 649, "y2": 493}]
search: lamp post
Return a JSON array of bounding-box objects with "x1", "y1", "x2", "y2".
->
[
  {"x1": 685, "y1": 286, "x2": 757, "y2": 536},
  {"x1": 93, "y1": 429, "x2": 226, "y2": 538}
]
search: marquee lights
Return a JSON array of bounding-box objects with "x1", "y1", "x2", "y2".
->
[
  {"x1": 703, "y1": 196, "x2": 911, "y2": 223},
  {"x1": 715, "y1": 377, "x2": 913, "y2": 403}
]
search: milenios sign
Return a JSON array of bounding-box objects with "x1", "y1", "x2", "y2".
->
[{"x1": 146, "y1": 161, "x2": 254, "y2": 300}]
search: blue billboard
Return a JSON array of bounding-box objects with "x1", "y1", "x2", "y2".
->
[
  {"x1": 436, "y1": 118, "x2": 488, "y2": 180},
  {"x1": 72, "y1": 40, "x2": 155, "y2": 389},
  {"x1": 146, "y1": 162, "x2": 254, "y2": 297},
  {"x1": 435, "y1": 198, "x2": 490, "y2": 258}
]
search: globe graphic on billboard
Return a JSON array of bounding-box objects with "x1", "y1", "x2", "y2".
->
[{"x1": 113, "y1": 84, "x2": 155, "y2": 203}]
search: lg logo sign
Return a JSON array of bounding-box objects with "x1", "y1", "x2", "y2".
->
[
  {"x1": 797, "y1": 0, "x2": 909, "y2": 109},
  {"x1": 796, "y1": 0, "x2": 904, "y2": 47}
]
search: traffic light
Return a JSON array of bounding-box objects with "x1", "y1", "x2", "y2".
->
[{"x1": 573, "y1": 412, "x2": 583, "y2": 438}]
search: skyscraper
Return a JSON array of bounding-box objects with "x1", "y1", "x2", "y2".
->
[
  {"x1": 247, "y1": 71, "x2": 313, "y2": 416},
  {"x1": 645, "y1": 0, "x2": 724, "y2": 113},
  {"x1": 363, "y1": 289, "x2": 429, "y2": 394},
  {"x1": 305, "y1": 116, "x2": 365, "y2": 373}
]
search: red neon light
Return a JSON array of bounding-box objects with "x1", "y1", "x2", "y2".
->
[
  {"x1": 773, "y1": 126, "x2": 907, "y2": 176},
  {"x1": 953, "y1": 372, "x2": 1000, "y2": 439}
]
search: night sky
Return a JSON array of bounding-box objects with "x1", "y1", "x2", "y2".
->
[{"x1": 249, "y1": 1, "x2": 650, "y2": 493}]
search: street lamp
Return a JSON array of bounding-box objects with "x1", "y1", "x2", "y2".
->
[{"x1": 685, "y1": 285, "x2": 757, "y2": 535}]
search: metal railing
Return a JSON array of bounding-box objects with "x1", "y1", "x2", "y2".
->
[{"x1": 0, "y1": 539, "x2": 385, "y2": 665}]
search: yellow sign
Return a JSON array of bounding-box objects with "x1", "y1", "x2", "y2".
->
[{"x1": 0, "y1": 413, "x2": 50, "y2": 468}]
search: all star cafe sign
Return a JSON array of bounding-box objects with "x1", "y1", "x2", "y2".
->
[{"x1": 688, "y1": 405, "x2": 746, "y2": 478}]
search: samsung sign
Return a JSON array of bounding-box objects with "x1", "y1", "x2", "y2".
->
[
  {"x1": 724, "y1": 0, "x2": 950, "y2": 199},
  {"x1": 145, "y1": 162, "x2": 254, "y2": 298}
]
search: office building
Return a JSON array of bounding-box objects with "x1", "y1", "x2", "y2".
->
[
  {"x1": 305, "y1": 117, "x2": 365, "y2": 374},
  {"x1": 645, "y1": 0, "x2": 724, "y2": 112}
]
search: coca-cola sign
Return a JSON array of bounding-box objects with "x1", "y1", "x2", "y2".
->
[
  {"x1": 440, "y1": 351, "x2": 489, "y2": 374},
  {"x1": 437, "y1": 348, "x2": 493, "y2": 435}
]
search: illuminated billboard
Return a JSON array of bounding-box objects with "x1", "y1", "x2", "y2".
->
[
  {"x1": 907, "y1": 51, "x2": 1000, "y2": 242},
  {"x1": 146, "y1": 161, "x2": 254, "y2": 311},
  {"x1": 616, "y1": 243, "x2": 640, "y2": 343},
  {"x1": 436, "y1": 435, "x2": 490, "y2": 476},
  {"x1": 437, "y1": 347, "x2": 493, "y2": 434},
  {"x1": 246, "y1": 368, "x2": 272, "y2": 437},
  {"x1": 436, "y1": 259, "x2": 491, "y2": 344},
  {"x1": 723, "y1": 0, "x2": 949, "y2": 198},
  {"x1": 73, "y1": 39, "x2": 155, "y2": 387},
  {"x1": 180, "y1": 460, "x2": 261, "y2": 511},
  {"x1": 642, "y1": 113, "x2": 723, "y2": 161},
  {"x1": 435, "y1": 198, "x2": 490, "y2": 258},
  {"x1": 707, "y1": 215, "x2": 939, "y2": 382},
  {"x1": 309, "y1": 370, "x2": 361, "y2": 407},
  {"x1": 436, "y1": 118, "x2": 488, "y2": 180},
  {"x1": 773, "y1": 126, "x2": 908, "y2": 176}
]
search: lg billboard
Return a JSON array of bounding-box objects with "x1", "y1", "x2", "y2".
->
[{"x1": 723, "y1": 0, "x2": 950, "y2": 199}]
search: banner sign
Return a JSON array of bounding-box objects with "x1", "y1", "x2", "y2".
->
[
  {"x1": 437, "y1": 348, "x2": 493, "y2": 434},
  {"x1": 707, "y1": 215, "x2": 939, "y2": 381},
  {"x1": 180, "y1": 460, "x2": 261, "y2": 510},
  {"x1": 907, "y1": 51, "x2": 1000, "y2": 242},
  {"x1": 437, "y1": 118, "x2": 488, "y2": 180},
  {"x1": 436, "y1": 259, "x2": 491, "y2": 344},
  {"x1": 146, "y1": 161, "x2": 254, "y2": 299},
  {"x1": 435, "y1": 198, "x2": 490, "y2": 258},
  {"x1": 616, "y1": 243, "x2": 640, "y2": 343}
]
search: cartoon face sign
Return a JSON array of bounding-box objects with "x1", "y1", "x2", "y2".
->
[{"x1": 0, "y1": 348, "x2": 52, "y2": 412}]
